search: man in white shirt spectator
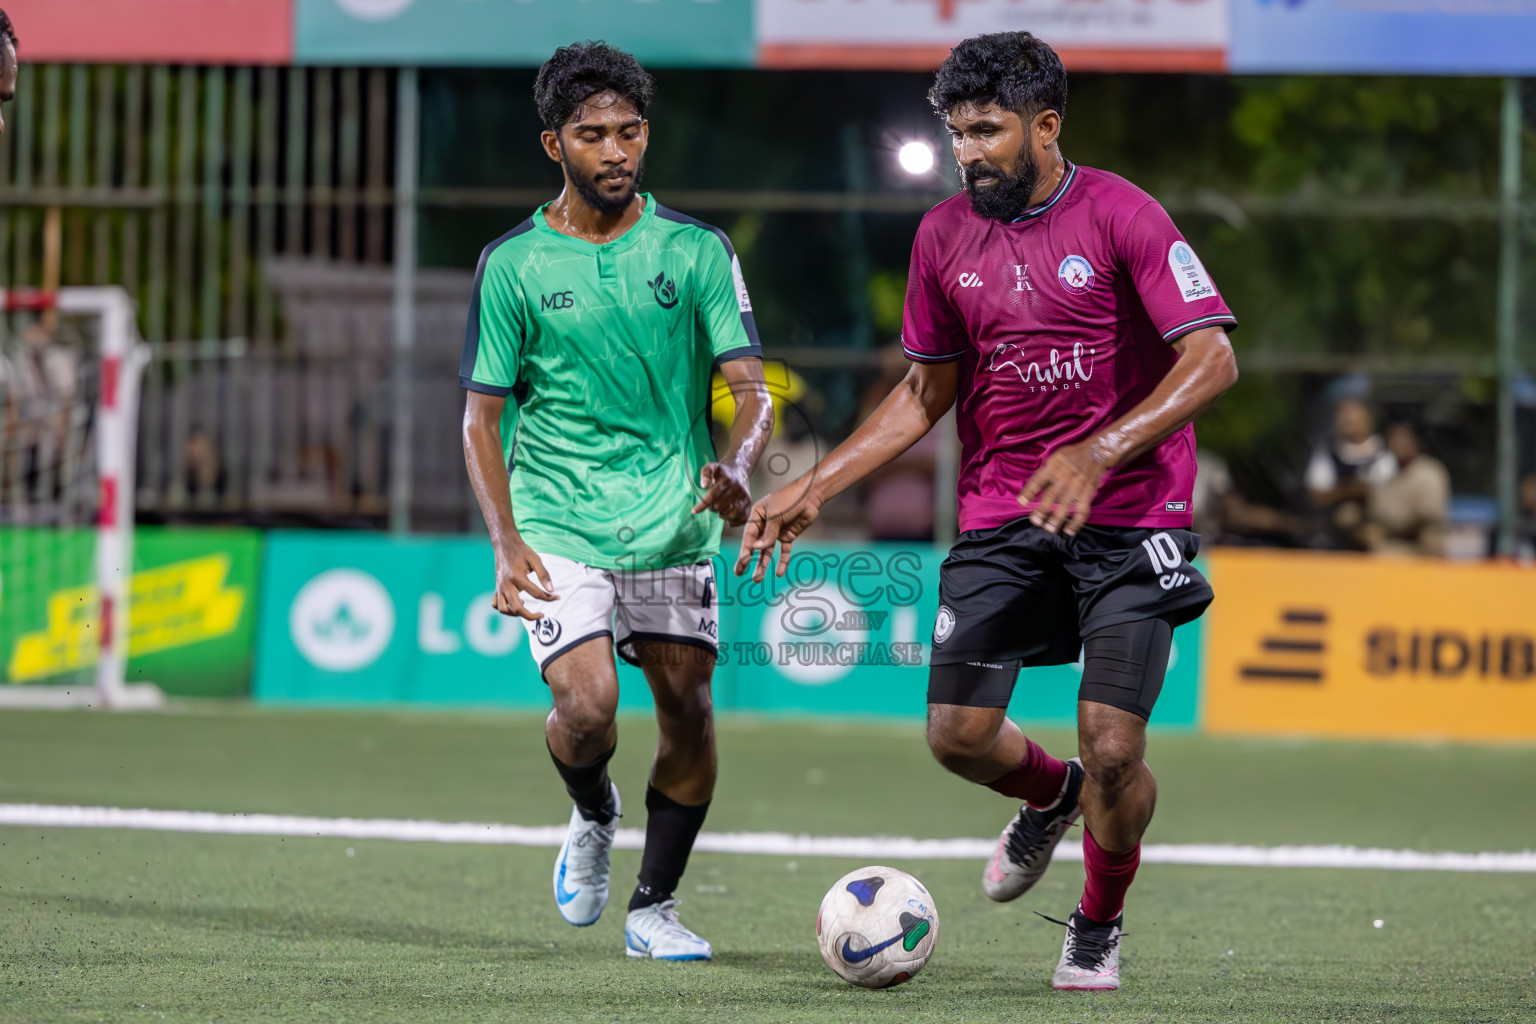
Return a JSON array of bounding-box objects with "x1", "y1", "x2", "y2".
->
[{"x1": 1305, "y1": 397, "x2": 1397, "y2": 548}]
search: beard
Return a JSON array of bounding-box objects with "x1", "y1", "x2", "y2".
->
[
  {"x1": 962, "y1": 143, "x2": 1042, "y2": 222},
  {"x1": 564, "y1": 147, "x2": 645, "y2": 214}
]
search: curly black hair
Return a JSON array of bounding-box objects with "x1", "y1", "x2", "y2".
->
[
  {"x1": 0, "y1": 8, "x2": 17, "y2": 49},
  {"x1": 534, "y1": 41, "x2": 654, "y2": 133},
  {"x1": 928, "y1": 32, "x2": 1066, "y2": 124}
]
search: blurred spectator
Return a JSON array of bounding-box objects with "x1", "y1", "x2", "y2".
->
[
  {"x1": 184, "y1": 425, "x2": 226, "y2": 500},
  {"x1": 0, "y1": 322, "x2": 81, "y2": 502},
  {"x1": 1517, "y1": 473, "x2": 1536, "y2": 562},
  {"x1": 859, "y1": 344, "x2": 937, "y2": 541},
  {"x1": 1362, "y1": 422, "x2": 1449, "y2": 557},
  {"x1": 1305, "y1": 397, "x2": 1396, "y2": 549},
  {"x1": 1194, "y1": 448, "x2": 1306, "y2": 546}
]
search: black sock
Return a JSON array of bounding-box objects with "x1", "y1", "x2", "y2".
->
[
  {"x1": 547, "y1": 739, "x2": 617, "y2": 825},
  {"x1": 629, "y1": 784, "x2": 710, "y2": 912}
]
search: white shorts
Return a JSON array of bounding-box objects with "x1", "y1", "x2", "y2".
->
[{"x1": 519, "y1": 553, "x2": 720, "y2": 674}]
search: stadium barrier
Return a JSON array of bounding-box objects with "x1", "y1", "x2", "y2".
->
[
  {"x1": 13, "y1": 527, "x2": 1520, "y2": 739},
  {"x1": 1202, "y1": 549, "x2": 1536, "y2": 741},
  {"x1": 0, "y1": 527, "x2": 260, "y2": 698},
  {"x1": 251, "y1": 530, "x2": 1203, "y2": 726}
]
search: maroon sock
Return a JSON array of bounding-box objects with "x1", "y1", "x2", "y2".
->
[
  {"x1": 1081, "y1": 828, "x2": 1140, "y2": 922},
  {"x1": 983, "y1": 739, "x2": 1069, "y2": 809}
]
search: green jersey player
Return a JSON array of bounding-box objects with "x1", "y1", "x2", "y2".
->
[{"x1": 461, "y1": 43, "x2": 773, "y2": 961}]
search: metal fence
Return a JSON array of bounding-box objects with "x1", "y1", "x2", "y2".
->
[
  {"x1": 0, "y1": 63, "x2": 419, "y2": 525},
  {"x1": 133, "y1": 259, "x2": 472, "y2": 531}
]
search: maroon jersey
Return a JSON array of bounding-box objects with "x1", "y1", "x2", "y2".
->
[{"x1": 902, "y1": 161, "x2": 1237, "y2": 531}]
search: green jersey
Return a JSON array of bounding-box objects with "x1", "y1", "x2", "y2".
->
[{"x1": 459, "y1": 195, "x2": 761, "y2": 569}]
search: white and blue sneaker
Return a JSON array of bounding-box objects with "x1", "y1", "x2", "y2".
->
[
  {"x1": 552, "y1": 782, "x2": 620, "y2": 927},
  {"x1": 624, "y1": 899, "x2": 713, "y2": 961}
]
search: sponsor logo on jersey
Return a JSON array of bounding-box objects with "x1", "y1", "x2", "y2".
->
[
  {"x1": 987, "y1": 341, "x2": 1096, "y2": 389},
  {"x1": 730, "y1": 255, "x2": 753, "y2": 314},
  {"x1": 1167, "y1": 241, "x2": 1217, "y2": 302},
  {"x1": 648, "y1": 272, "x2": 680, "y2": 309},
  {"x1": 1014, "y1": 264, "x2": 1034, "y2": 292},
  {"x1": 957, "y1": 271, "x2": 984, "y2": 288},
  {"x1": 1057, "y1": 255, "x2": 1094, "y2": 292},
  {"x1": 540, "y1": 290, "x2": 575, "y2": 311},
  {"x1": 1165, "y1": 501, "x2": 1188, "y2": 512}
]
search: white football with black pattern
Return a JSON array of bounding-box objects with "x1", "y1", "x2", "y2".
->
[{"x1": 816, "y1": 865, "x2": 938, "y2": 988}]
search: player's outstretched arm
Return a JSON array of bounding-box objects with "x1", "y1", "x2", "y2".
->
[
  {"x1": 1020, "y1": 326, "x2": 1239, "y2": 536},
  {"x1": 735, "y1": 359, "x2": 960, "y2": 582},
  {"x1": 463, "y1": 390, "x2": 559, "y2": 620},
  {"x1": 693, "y1": 356, "x2": 773, "y2": 526}
]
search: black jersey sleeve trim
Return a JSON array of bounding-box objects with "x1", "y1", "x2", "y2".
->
[
  {"x1": 459, "y1": 218, "x2": 535, "y2": 390},
  {"x1": 713, "y1": 345, "x2": 761, "y2": 366},
  {"x1": 460, "y1": 376, "x2": 513, "y2": 396},
  {"x1": 653, "y1": 202, "x2": 763, "y2": 355},
  {"x1": 903, "y1": 344, "x2": 968, "y2": 363},
  {"x1": 1161, "y1": 314, "x2": 1238, "y2": 344}
]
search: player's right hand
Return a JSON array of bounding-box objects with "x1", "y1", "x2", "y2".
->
[
  {"x1": 734, "y1": 486, "x2": 821, "y2": 582},
  {"x1": 492, "y1": 539, "x2": 558, "y2": 620}
]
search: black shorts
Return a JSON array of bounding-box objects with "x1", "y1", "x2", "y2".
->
[{"x1": 927, "y1": 517, "x2": 1214, "y2": 717}]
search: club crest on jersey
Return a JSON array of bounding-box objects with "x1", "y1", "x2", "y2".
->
[
  {"x1": 1057, "y1": 255, "x2": 1094, "y2": 293},
  {"x1": 934, "y1": 605, "x2": 956, "y2": 643},
  {"x1": 648, "y1": 271, "x2": 680, "y2": 309}
]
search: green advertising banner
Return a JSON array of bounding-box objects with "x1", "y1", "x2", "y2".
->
[
  {"x1": 255, "y1": 531, "x2": 1201, "y2": 727},
  {"x1": 295, "y1": 0, "x2": 755, "y2": 67},
  {"x1": 0, "y1": 527, "x2": 261, "y2": 697}
]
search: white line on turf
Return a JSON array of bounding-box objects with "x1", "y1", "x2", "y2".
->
[{"x1": 1, "y1": 803, "x2": 1532, "y2": 873}]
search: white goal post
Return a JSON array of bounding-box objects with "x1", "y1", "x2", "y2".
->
[{"x1": 0, "y1": 286, "x2": 161, "y2": 709}]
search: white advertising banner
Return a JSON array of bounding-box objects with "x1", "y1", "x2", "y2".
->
[{"x1": 757, "y1": 0, "x2": 1228, "y2": 71}]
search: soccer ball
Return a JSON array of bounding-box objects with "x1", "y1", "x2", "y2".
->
[{"x1": 816, "y1": 865, "x2": 938, "y2": 988}]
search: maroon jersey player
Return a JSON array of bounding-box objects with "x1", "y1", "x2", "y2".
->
[{"x1": 737, "y1": 31, "x2": 1239, "y2": 991}]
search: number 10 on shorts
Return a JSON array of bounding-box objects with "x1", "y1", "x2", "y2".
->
[{"x1": 1141, "y1": 532, "x2": 1190, "y2": 591}]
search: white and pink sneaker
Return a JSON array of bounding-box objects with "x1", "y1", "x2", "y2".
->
[
  {"x1": 981, "y1": 757, "x2": 1084, "y2": 902},
  {"x1": 1051, "y1": 905, "x2": 1123, "y2": 991}
]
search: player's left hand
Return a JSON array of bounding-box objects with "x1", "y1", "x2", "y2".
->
[
  {"x1": 692, "y1": 461, "x2": 753, "y2": 526},
  {"x1": 1018, "y1": 441, "x2": 1109, "y2": 536}
]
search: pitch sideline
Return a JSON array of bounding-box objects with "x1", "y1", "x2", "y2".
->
[{"x1": 1, "y1": 803, "x2": 1532, "y2": 873}]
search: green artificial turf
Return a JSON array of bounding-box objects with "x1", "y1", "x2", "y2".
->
[{"x1": 2, "y1": 706, "x2": 1534, "y2": 1023}]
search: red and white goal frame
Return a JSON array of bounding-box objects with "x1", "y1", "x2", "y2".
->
[{"x1": 0, "y1": 287, "x2": 161, "y2": 708}]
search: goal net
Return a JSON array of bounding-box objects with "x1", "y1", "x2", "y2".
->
[{"x1": 0, "y1": 287, "x2": 160, "y2": 708}]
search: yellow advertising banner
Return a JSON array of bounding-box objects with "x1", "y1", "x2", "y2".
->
[{"x1": 1204, "y1": 550, "x2": 1536, "y2": 741}]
